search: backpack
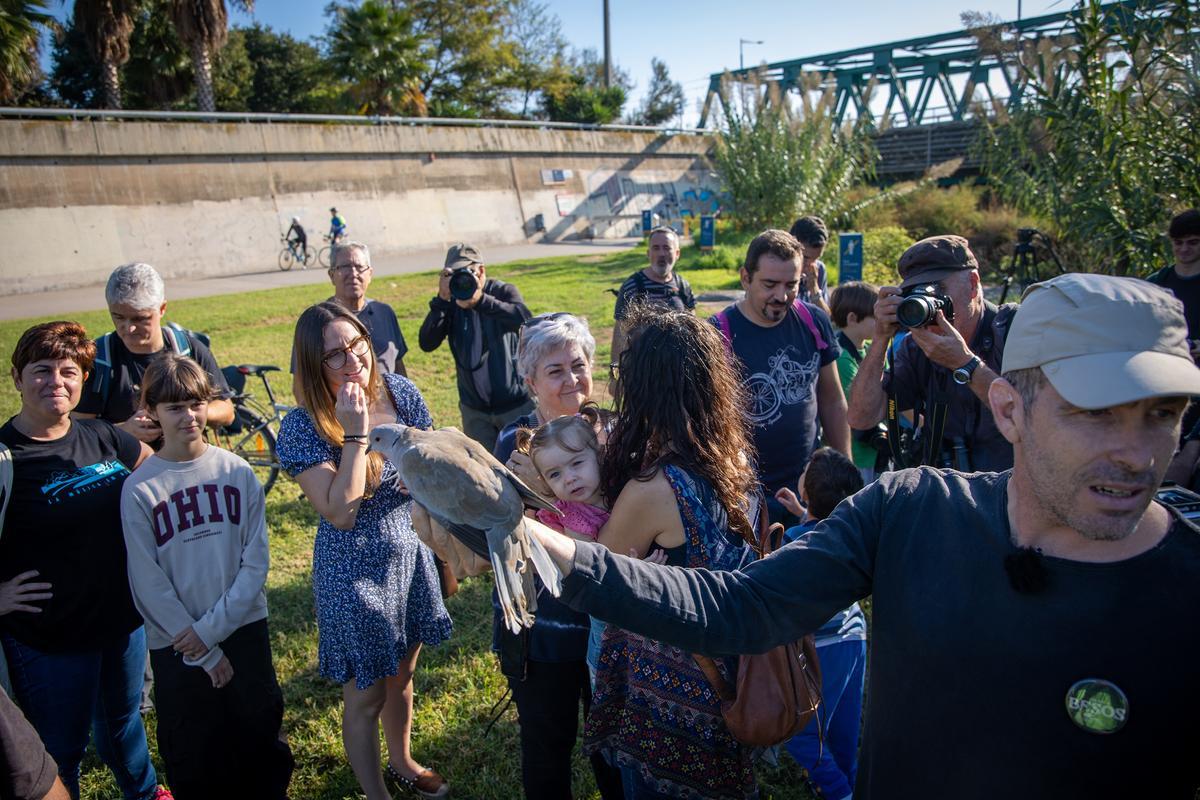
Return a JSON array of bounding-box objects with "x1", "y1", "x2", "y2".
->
[
  {"x1": 713, "y1": 299, "x2": 828, "y2": 353},
  {"x1": 91, "y1": 322, "x2": 209, "y2": 411}
]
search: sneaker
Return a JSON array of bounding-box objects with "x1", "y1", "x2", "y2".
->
[
  {"x1": 385, "y1": 763, "x2": 450, "y2": 799},
  {"x1": 150, "y1": 787, "x2": 175, "y2": 800}
]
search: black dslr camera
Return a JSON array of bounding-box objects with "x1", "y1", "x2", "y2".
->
[
  {"x1": 448, "y1": 266, "x2": 480, "y2": 301},
  {"x1": 897, "y1": 284, "x2": 955, "y2": 329}
]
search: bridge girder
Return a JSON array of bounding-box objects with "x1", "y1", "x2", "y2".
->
[{"x1": 699, "y1": 0, "x2": 1178, "y2": 129}]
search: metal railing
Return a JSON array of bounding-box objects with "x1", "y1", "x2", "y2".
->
[{"x1": 0, "y1": 106, "x2": 708, "y2": 136}]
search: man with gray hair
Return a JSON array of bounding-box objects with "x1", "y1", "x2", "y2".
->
[
  {"x1": 289, "y1": 241, "x2": 408, "y2": 375},
  {"x1": 611, "y1": 226, "x2": 695, "y2": 362},
  {"x1": 527, "y1": 273, "x2": 1200, "y2": 797},
  {"x1": 75, "y1": 263, "x2": 234, "y2": 443}
]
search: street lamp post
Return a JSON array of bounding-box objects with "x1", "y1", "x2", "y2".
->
[{"x1": 739, "y1": 38, "x2": 763, "y2": 72}]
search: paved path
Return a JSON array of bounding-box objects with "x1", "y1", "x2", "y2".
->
[{"x1": 0, "y1": 239, "x2": 642, "y2": 322}]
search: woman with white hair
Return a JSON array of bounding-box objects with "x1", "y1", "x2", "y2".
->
[{"x1": 490, "y1": 312, "x2": 622, "y2": 800}]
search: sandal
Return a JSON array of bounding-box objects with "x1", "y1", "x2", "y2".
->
[{"x1": 385, "y1": 762, "x2": 450, "y2": 799}]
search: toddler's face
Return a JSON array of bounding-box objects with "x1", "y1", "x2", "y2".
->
[{"x1": 534, "y1": 443, "x2": 602, "y2": 506}]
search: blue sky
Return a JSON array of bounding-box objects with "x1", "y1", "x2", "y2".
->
[{"x1": 51, "y1": 0, "x2": 1061, "y2": 124}]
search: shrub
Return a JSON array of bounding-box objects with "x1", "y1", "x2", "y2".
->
[{"x1": 894, "y1": 184, "x2": 984, "y2": 241}]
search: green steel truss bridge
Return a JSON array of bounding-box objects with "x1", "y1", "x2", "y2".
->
[{"x1": 699, "y1": 1, "x2": 1183, "y2": 176}]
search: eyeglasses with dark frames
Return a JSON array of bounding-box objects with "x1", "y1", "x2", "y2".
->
[
  {"x1": 330, "y1": 262, "x2": 371, "y2": 275},
  {"x1": 322, "y1": 336, "x2": 371, "y2": 369}
]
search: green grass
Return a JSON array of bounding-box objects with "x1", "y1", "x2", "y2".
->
[{"x1": 1, "y1": 250, "x2": 815, "y2": 799}]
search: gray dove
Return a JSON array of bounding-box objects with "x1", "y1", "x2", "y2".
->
[{"x1": 368, "y1": 423, "x2": 563, "y2": 633}]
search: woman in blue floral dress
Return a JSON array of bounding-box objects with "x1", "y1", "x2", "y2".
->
[
  {"x1": 277, "y1": 301, "x2": 452, "y2": 800},
  {"x1": 582, "y1": 306, "x2": 759, "y2": 799}
]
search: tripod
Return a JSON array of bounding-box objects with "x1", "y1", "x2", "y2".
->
[{"x1": 999, "y1": 228, "x2": 1065, "y2": 304}]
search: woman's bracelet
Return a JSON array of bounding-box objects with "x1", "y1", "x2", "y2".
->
[{"x1": 342, "y1": 433, "x2": 368, "y2": 446}]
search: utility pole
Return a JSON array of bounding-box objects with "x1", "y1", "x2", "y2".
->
[
  {"x1": 739, "y1": 38, "x2": 763, "y2": 72},
  {"x1": 603, "y1": 0, "x2": 613, "y2": 89}
]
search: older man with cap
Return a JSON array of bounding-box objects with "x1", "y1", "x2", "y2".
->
[
  {"x1": 522, "y1": 273, "x2": 1200, "y2": 799},
  {"x1": 847, "y1": 234, "x2": 1017, "y2": 471},
  {"x1": 418, "y1": 243, "x2": 534, "y2": 451}
]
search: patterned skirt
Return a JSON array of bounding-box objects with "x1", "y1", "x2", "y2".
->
[{"x1": 584, "y1": 624, "x2": 756, "y2": 799}]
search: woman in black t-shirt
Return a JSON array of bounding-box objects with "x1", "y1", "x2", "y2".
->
[{"x1": 0, "y1": 322, "x2": 169, "y2": 800}]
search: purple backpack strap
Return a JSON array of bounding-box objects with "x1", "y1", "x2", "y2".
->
[
  {"x1": 791, "y1": 300, "x2": 827, "y2": 350},
  {"x1": 714, "y1": 310, "x2": 734, "y2": 355}
]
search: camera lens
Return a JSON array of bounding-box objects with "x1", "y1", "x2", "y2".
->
[
  {"x1": 897, "y1": 296, "x2": 936, "y2": 328},
  {"x1": 448, "y1": 267, "x2": 479, "y2": 301}
]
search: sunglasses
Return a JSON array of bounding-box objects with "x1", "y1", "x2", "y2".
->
[{"x1": 521, "y1": 311, "x2": 572, "y2": 332}]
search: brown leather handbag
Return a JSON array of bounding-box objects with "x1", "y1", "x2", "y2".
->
[{"x1": 694, "y1": 521, "x2": 823, "y2": 747}]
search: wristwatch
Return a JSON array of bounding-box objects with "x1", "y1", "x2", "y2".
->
[{"x1": 953, "y1": 356, "x2": 982, "y2": 386}]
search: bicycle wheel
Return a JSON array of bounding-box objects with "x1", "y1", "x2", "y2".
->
[
  {"x1": 303, "y1": 245, "x2": 316, "y2": 267},
  {"x1": 317, "y1": 246, "x2": 332, "y2": 268},
  {"x1": 278, "y1": 247, "x2": 295, "y2": 272},
  {"x1": 216, "y1": 406, "x2": 280, "y2": 495}
]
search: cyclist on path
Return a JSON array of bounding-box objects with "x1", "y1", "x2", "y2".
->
[
  {"x1": 329, "y1": 208, "x2": 348, "y2": 244},
  {"x1": 287, "y1": 216, "x2": 308, "y2": 256}
]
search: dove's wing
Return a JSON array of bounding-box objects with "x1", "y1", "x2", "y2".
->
[
  {"x1": 398, "y1": 439, "x2": 521, "y2": 530},
  {"x1": 424, "y1": 511, "x2": 490, "y2": 559}
]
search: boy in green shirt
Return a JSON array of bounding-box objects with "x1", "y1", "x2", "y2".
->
[{"x1": 830, "y1": 282, "x2": 882, "y2": 479}]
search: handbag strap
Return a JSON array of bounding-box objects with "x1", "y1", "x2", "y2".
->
[{"x1": 692, "y1": 514, "x2": 786, "y2": 699}]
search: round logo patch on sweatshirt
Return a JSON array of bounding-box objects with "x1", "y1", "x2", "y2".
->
[{"x1": 1065, "y1": 678, "x2": 1129, "y2": 734}]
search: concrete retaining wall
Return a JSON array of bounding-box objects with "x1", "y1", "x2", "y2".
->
[{"x1": 0, "y1": 120, "x2": 718, "y2": 293}]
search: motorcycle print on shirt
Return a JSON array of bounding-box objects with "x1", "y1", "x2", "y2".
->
[{"x1": 744, "y1": 346, "x2": 821, "y2": 426}]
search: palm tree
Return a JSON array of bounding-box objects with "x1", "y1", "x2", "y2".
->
[
  {"x1": 74, "y1": 0, "x2": 137, "y2": 109},
  {"x1": 169, "y1": 0, "x2": 251, "y2": 112},
  {"x1": 327, "y1": 0, "x2": 426, "y2": 116},
  {"x1": 0, "y1": 0, "x2": 55, "y2": 103}
]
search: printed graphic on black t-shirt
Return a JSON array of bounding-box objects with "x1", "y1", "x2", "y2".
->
[
  {"x1": 0, "y1": 418, "x2": 143, "y2": 651},
  {"x1": 717, "y1": 304, "x2": 839, "y2": 493}
]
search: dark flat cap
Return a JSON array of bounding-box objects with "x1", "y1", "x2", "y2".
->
[
  {"x1": 445, "y1": 243, "x2": 484, "y2": 270},
  {"x1": 898, "y1": 235, "x2": 978, "y2": 288}
]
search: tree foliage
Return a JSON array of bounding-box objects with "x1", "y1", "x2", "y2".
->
[
  {"x1": 169, "y1": 0, "x2": 252, "y2": 112},
  {"x1": 712, "y1": 77, "x2": 879, "y2": 232},
  {"x1": 977, "y1": 0, "x2": 1200, "y2": 275},
  {"x1": 505, "y1": 0, "x2": 569, "y2": 118},
  {"x1": 74, "y1": 0, "x2": 137, "y2": 108},
  {"x1": 409, "y1": 0, "x2": 517, "y2": 117},
  {"x1": 0, "y1": 0, "x2": 55, "y2": 103},
  {"x1": 325, "y1": 0, "x2": 426, "y2": 115},
  {"x1": 630, "y1": 58, "x2": 683, "y2": 126},
  {"x1": 539, "y1": 48, "x2": 629, "y2": 124}
]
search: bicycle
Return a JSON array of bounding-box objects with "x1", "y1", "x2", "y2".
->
[
  {"x1": 210, "y1": 364, "x2": 292, "y2": 494},
  {"x1": 317, "y1": 232, "x2": 347, "y2": 268},
  {"x1": 278, "y1": 237, "x2": 315, "y2": 271}
]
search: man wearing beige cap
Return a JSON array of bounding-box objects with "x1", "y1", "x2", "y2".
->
[
  {"x1": 521, "y1": 273, "x2": 1200, "y2": 798},
  {"x1": 418, "y1": 243, "x2": 533, "y2": 450},
  {"x1": 846, "y1": 234, "x2": 1018, "y2": 471}
]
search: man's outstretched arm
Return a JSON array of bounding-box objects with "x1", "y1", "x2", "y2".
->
[{"x1": 529, "y1": 481, "x2": 883, "y2": 656}]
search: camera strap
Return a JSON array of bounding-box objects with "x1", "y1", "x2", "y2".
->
[{"x1": 923, "y1": 372, "x2": 952, "y2": 467}]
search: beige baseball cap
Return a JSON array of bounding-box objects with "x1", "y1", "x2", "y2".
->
[{"x1": 1002, "y1": 272, "x2": 1200, "y2": 409}]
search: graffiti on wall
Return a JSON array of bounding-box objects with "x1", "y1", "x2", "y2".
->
[{"x1": 579, "y1": 169, "x2": 728, "y2": 237}]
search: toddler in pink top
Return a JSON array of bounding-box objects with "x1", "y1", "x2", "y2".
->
[
  {"x1": 515, "y1": 411, "x2": 610, "y2": 539},
  {"x1": 516, "y1": 411, "x2": 613, "y2": 680}
]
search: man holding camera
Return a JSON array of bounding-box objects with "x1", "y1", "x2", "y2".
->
[
  {"x1": 847, "y1": 234, "x2": 1017, "y2": 471},
  {"x1": 419, "y1": 243, "x2": 534, "y2": 451}
]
